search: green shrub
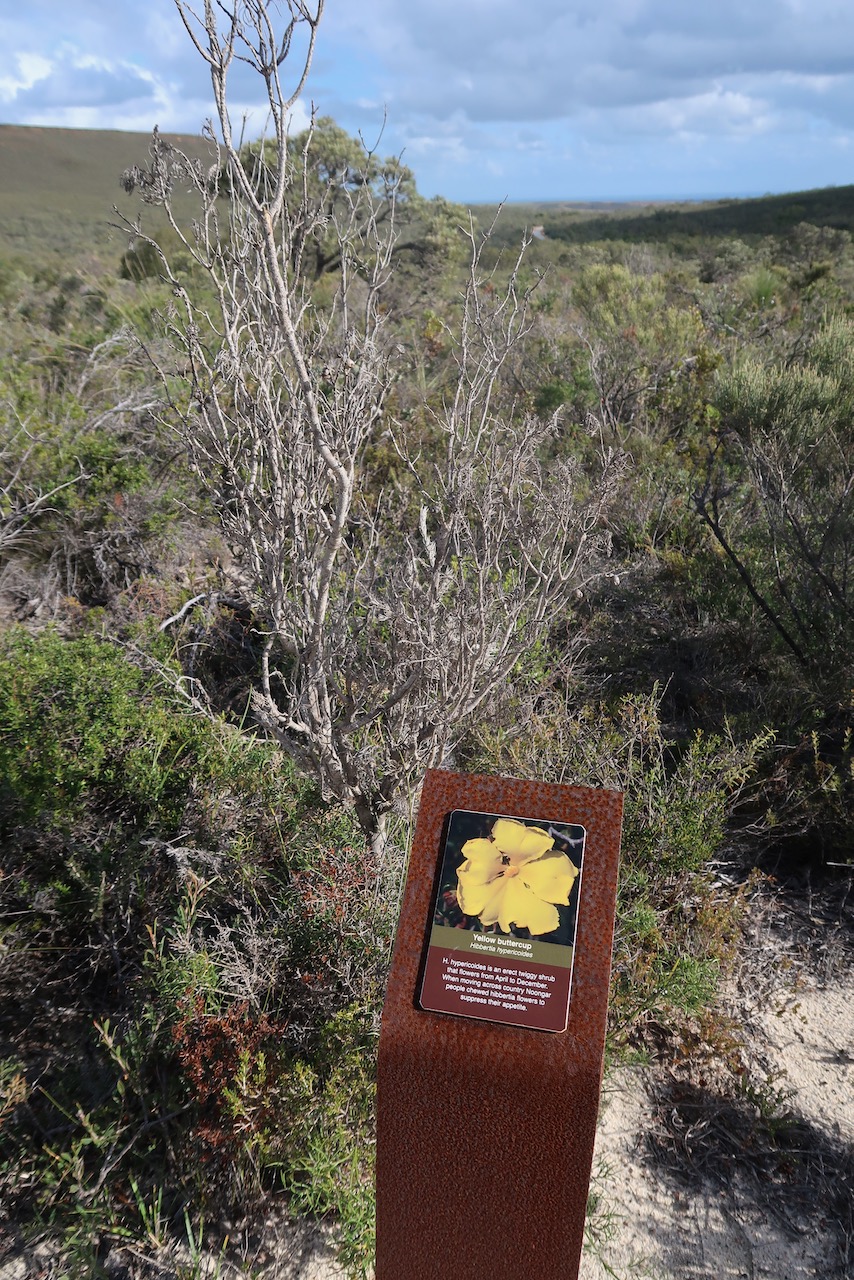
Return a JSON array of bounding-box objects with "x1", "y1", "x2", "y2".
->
[
  {"x1": 120, "y1": 240, "x2": 164, "y2": 283},
  {"x1": 0, "y1": 628, "x2": 206, "y2": 831},
  {"x1": 570, "y1": 262, "x2": 713, "y2": 444},
  {"x1": 0, "y1": 626, "x2": 384, "y2": 1275},
  {"x1": 738, "y1": 265, "x2": 786, "y2": 309},
  {"x1": 465, "y1": 689, "x2": 769, "y2": 1040},
  {"x1": 697, "y1": 315, "x2": 854, "y2": 700},
  {"x1": 0, "y1": 323, "x2": 191, "y2": 606}
]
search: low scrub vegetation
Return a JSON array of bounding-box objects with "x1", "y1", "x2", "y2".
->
[
  {"x1": 0, "y1": 629, "x2": 386, "y2": 1272},
  {"x1": 1, "y1": 13, "x2": 852, "y2": 1277}
]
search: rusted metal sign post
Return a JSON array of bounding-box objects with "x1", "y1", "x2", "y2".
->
[{"x1": 376, "y1": 769, "x2": 623, "y2": 1280}]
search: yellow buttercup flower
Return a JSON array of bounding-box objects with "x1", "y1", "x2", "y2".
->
[{"x1": 455, "y1": 817, "x2": 579, "y2": 936}]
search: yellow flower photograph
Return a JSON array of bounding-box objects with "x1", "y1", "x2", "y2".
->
[
  {"x1": 456, "y1": 817, "x2": 579, "y2": 936},
  {"x1": 433, "y1": 809, "x2": 584, "y2": 945}
]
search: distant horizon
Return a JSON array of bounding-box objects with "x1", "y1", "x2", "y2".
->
[
  {"x1": 473, "y1": 188, "x2": 835, "y2": 207},
  {"x1": 0, "y1": 120, "x2": 847, "y2": 212}
]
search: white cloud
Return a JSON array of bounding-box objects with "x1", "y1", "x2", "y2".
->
[
  {"x1": 605, "y1": 87, "x2": 774, "y2": 139},
  {"x1": 0, "y1": 51, "x2": 52, "y2": 102},
  {"x1": 1, "y1": 0, "x2": 852, "y2": 198},
  {"x1": 324, "y1": 0, "x2": 854, "y2": 131}
]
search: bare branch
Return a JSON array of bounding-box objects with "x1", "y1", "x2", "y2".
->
[{"x1": 128, "y1": 0, "x2": 615, "y2": 861}]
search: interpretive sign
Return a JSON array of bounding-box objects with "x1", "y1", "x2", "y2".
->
[
  {"x1": 419, "y1": 809, "x2": 586, "y2": 1032},
  {"x1": 376, "y1": 769, "x2": 623, "y2": 1280}
]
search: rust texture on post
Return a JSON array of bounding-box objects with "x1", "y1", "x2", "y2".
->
[{"x1": 376, "y1": 769, "x2": 623, "y2": 1280}]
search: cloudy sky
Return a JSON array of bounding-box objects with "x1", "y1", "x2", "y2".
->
[{"x1": 1, "y1": 0, "x2": 853, "y2": 202}]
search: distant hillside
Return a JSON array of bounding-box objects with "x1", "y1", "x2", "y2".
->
[
  {"x1": 475, "y1": 184, "x2": 854, "y2": 248},
  {"x1": 0, "y1": 124, "x2": 212, "y2": 264},
  {"x1": 3, "y1": 123, "x2": 853, "y2": 267}
]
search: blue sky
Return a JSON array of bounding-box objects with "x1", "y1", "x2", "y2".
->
[{"x1": 1, "y1": 0, "x2": 853, "y2": 202}]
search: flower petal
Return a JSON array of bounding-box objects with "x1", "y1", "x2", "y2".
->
[
  {"x1": 459, "y1": 873, "x2": 508, "y2": 922},
  {"x1": 491, "y1": 818, "x2": 554, "y2": 866},
  {"x1": 459, "y1": 838, "x2": 503, "y2": 881},
  {"x1": 520, "y1": 853, "x2": 579, "y2": 906},
  {"x1": 495, "y1": 875, "x2": 560, "y2": 935}
]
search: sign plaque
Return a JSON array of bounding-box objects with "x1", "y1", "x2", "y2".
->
[
  {"x1": 419, "y1": 808, "x2": 586, "y2": 1033},
  {"x1": 376, "y1": 770, "x2": 623, "y2": 1280}
]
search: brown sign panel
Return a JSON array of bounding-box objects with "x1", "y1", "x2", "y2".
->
[{"x1": 376, "y1": 770, "x2": 623, "y2": 1280}]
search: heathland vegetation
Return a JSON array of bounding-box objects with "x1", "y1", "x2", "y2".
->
[{"x1": 1, "y1": 6, "x2": 852, "y2": 1276}]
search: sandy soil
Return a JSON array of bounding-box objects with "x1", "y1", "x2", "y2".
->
[
  {"x1": 230, "y1": 970, "x2": 854, "y2": 1280},
  {"x1": 580, "y1": 975, "x2": 854, "y2": 1280}
]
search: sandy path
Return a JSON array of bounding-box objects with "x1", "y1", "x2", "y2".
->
[{"x1": 580, "y1": 976, "x2": 854, "y2": 1280}]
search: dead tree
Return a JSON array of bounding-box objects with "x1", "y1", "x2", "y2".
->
[{"x1": 121, "y1": 0, "x2": 617, "y2": 862}]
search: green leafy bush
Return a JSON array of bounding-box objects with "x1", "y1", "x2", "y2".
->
[
  {"x1": 697, "y1": 315, "x2": 854, "y2": 696},
  {"x1": 0, "y1": 329, "x2": 185, "y2": 605},
  {"x1": 0, "y1": 629, "x2": 201, "y2": 830}
]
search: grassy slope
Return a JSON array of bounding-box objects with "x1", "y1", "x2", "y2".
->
[{"x1": 0, "y1": 124, "x2": 212, "y2": 265}]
